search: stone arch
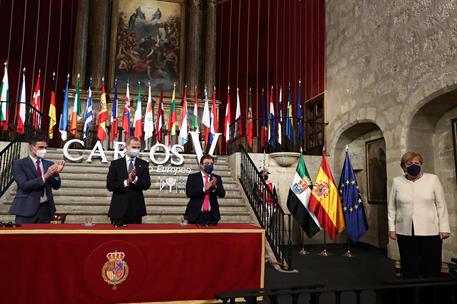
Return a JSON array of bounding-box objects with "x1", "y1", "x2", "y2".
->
[{"x1": 405, "y1": 88, "x2": 457, "y2": 261}]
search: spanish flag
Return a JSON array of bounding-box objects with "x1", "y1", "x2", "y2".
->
[
  {"x1": 48, "y1": 72, "x2": 57, "y2": 139},
  {"x1": 308, "y1": 152, "x2": 346, "y2": 240},
  {"x1": 97, "y1": 78, "x2": 108, "y2": 141}
]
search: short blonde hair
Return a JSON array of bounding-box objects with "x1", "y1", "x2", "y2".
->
[{"x1": 400, "y1": 152, "x2": 424, "y2": 170}]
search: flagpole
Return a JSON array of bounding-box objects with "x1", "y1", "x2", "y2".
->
[
  {"x1": 318, "y1": 146, "x2": 331, "y2": 256},
  {"x1": 318, "y1": 230, "x2": 330, "y2": 256},
  {"x1": 342, "y1": 145, "x2": 353, "y2": 258},
  {"x1": 298, "y1": 146, "x2": 311, "y2": 255}
]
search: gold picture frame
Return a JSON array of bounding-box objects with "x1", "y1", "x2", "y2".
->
[{"x1": 108, "y1": 0, "x2": 186, "y2": 97}]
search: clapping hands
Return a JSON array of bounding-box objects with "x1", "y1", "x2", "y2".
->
[{"x1": 127, "y1": 167, "x2": 137, "y2": 185}]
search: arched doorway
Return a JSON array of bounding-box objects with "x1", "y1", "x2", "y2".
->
[
  {"x1": 334, "y1": 122, "x2": 388, "y2": 250},
  {"x1": 406, "y1": 90, "x2": 457, "y2": 261}
]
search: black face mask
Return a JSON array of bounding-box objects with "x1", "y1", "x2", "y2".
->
[
  {"x1": 406, "y1": 164, "x2": 421, "y2": 177},
  {"x1": 263, "y1": 175, "x2": 269, "y2": 181}
]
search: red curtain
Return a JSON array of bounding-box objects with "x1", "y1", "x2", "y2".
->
[{"x1": 0, "y1": 0, "x2": 78, "y2": 145}]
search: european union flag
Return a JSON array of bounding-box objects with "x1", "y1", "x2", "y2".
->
[
  {"x1": 338, "y1": 149, "x2": 368, "y2": 242},
  {"x1": 296, "y1": 82, "x2": 303, "y2": 144}
]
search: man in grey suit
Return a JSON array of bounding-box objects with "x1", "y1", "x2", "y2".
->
[{"x1": 9, "y1": 135, "x2": 65, "y2": 224}]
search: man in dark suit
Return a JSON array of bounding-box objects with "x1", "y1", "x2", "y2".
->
[
  {"x1": 107, "y1": 136, "x2": 151, "y2": 225},
  {"x1": 9, "y1": 135, "x2": 65, "y2": 224},
  {"x1": 184, "y1": 154, "x2": 225, "y2": 226}
]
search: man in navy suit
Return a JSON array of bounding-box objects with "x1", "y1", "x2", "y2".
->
[
  {"x1": 184, "y1": 154, "x2": 225, "y2": 226},
  {"x1": 107, "y1": 136, "x2": 151, "y2": 226},
  {"x1": 9, "y1": 135, "x2": 65, "y2": 224}
]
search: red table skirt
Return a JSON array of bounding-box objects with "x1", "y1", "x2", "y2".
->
[{"x1": 0, "y1": 224, "x2": 264, "y2": 304}]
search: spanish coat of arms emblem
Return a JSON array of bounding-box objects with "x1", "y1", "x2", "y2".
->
[{"x1": 102, "y1": 251, "x2": 129, "y2": 290}]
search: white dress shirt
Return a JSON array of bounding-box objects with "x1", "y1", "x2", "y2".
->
[
  {"x1": 124, "y1": 156, "x2": 138, "y2": 187},
  {"x1": 201, "y1": 171, "x2": 211, "y2": 211},
  {"x1": 388, "y1": 173, "x2": 450, "y2": 236},
  {"x1": 29, "y1": 155, "x2": 48, "y2": 203}
]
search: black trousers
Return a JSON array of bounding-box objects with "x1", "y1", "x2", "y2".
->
[
  {"x1": 193, "y1": 211, "x2": 217, "y2": 226},
  {"x1": 110, "y1": 214, "x2": 142, "y2": 226},
  {"x1": 397, "y1": 233, "x2": 442, "y2": 279}
]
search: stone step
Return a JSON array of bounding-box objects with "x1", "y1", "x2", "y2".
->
[
  {"x1": 56, "y1": 174, "x2": 238, "y2": 184},
  {"x1": 53, "y1": 161, "x2": 231, "y2": 170},
  {"x1": 53, "y1": 180, "x2": 238, "y2": 189},
  {"x1": 35, "y1": 205, "x2": 248, "y2": 214},
  {"x1": 58, "y1": 166, "x2": 232, "y2": 176},
  {"x1": 1, "y1": 197, "x2": 246, "y2": 206}
]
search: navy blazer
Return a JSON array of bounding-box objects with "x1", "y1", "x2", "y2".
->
[
  {"x1": 184, "y1": 172, "x2": 225, "y2": 223},
  {"x1": 9, "y1": 157, "x2": 61, "y2": 217}
]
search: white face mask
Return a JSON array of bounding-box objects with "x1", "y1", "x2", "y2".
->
[
  {"x1": 36, "y1": 149, "x2": 47, "y2": 159},
  {"x1": 130, "y1": 149, "x2": 140, "y2": 158}
]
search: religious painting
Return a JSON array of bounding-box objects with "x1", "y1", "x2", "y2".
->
[
  {"x1": 452, "y1": 118, "x2": 457, "y2": 183},
  {"x1": 109, "y1": 0, "x2": 186, "y2": 96},
  {"x1": 365, "y1": 138, "x2": 387, "y2": 204}
]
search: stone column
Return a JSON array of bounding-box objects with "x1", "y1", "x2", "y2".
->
[
  {"x1": 71, "y1": 0, "x2": 89, "y2": 87},
  {"x1": 88, "y1": 0, "x2": 110, "y2": 89},
  {"x1": 205, "y1": 0, "x2": 217, "y2": 95},
  {"x1": 186, "y1": 0, "x2": 203, "y2": 91}
]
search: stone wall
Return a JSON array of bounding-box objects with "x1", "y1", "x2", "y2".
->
[{"x1": 326, "y1": 0, "x2": 457, "y2": 261}]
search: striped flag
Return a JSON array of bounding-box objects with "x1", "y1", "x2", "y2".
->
[
  {"x1": 179, "y1": 85, "x2": 188, "y2": 145},
  {"x1": 224, "y1": 86, "x2": 231, "y2": 142},
  {"x1": 268, "y1": 85, "x2": 275, "y2": 149},
  {"x1": 48, "y1": 72, "x2": 57, "y2": 139},
  {"x1": 285, "y1": 84, "x2": 294, "y2": 144},
  {"x1": 134, "y1": 82, "x2": 142, "y2": 139},
  {"x1": 192, "y1": 86, "x2": 199, "y2": 132},
  {"x1": 122, "y1": 82, "x2": 131, "y2": 137},
  {"x1": 83, "y1": 79, "x2": 93, "y2": 141},
  {"x1": 246, "y1": 88, "x2": 253, "y2": 148},
  {"x1": 110, "y1": 79, "x2": 119, "y2": 141},
  {"x1": 16, "y1": 68, "x2": 27, "y2": 135},
  {"x1": 168, "y1": 83, "x2": 178, "y2": 145},
  {"x1": 260, "y1": 89, "x2": 267, "y2": 149},
  {"x1": 30, "y1": 71, "x2": 41, "y2": 130},
  {"x1": 155, "y1": 89, "x2": 164, "y2": 143},
  {"x1": 209, "y1": 86, "x2": 218, "y2": 145},
  {"x1": 0, "y1": 62, "x2": 9, "y2": 130},
  {"x1": 202, "y1": 87, "x2": 211, "y2": 144},
  {"x1": 144, "y1": 82, "x2": 154, "y2": 142},
  {"x1": 278, "y1": 86, "x2": 283, "y2": 146},
  {"x1": 235, "y1": 87, "x2": 242, "y2": 137},
  {"x1": 287, "y1": 154, "x2": 322, "y2": 238},
  {"x1": 59, "y1": 74, "x2": 70, "y2": 141},
  {"x1": 70, "y1": 74, "x2": 80, "y2": 136},
  {"x1": 309, "y1": 151, "x2": 346, "y2": 240},
  {"x1": 97, "y1": 78, "x2": 108, "y2": 141}
]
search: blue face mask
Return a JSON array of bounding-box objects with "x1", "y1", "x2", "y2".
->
[
  {"x1": 130, "y1": 149, "x2": 140, "y2": 158},
  {"x1": 203, "y1": 164, "x2": 214, "y2": 174},
  {"x1": 406, "y1": 164, "x2": 421, "y2": 177}
]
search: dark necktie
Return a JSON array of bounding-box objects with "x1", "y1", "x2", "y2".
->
[
  {"x1": 128, "y1": 159, "x2": 134, "y2": 174},
  {"x1": 36, "y1": 159, "x2": 44, "y2": 197}
]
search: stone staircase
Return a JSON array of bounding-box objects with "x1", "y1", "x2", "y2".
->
[{"x1": 0, "y1": 148, "x2": 255, "y2": 224}]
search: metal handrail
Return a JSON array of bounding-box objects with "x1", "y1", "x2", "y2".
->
[
  {"x1": 0, "y1": 137, "x2": 22, "y2": 197},
  {"x1": 239, "y1": 144, "x2": 292, "y2": 270},
  {"x1": 215, "y1": 277, "x2": 457, "y2": 304}
]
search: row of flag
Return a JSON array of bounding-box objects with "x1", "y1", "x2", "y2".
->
[
  {"x1": 286, "y1": 148, "x2": 369, "y2": 243},
  {"x1": 0, "y1": 63, "x2": 307, "y2": 149}
]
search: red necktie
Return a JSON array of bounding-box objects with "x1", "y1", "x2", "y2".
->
[
  {"x1": 36, "y1": 159, "x2": 44, "y2": 197},
  {"x1": 202, "y1": 175, "x2": 210, "y2": 212}
]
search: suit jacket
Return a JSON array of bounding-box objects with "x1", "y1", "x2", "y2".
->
[
  {"x1": 9, "y1": 157, "x2": 60, "y2": 217},
  {"x1": 184, "y1": 172, "x2": 225, "y2": 223},
  {"x1": 106, "y1": 156, "x2": 151, "y2": 218},
  {"x1": 388, "y1": 173, "x2": 450, "y2": 236}
]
